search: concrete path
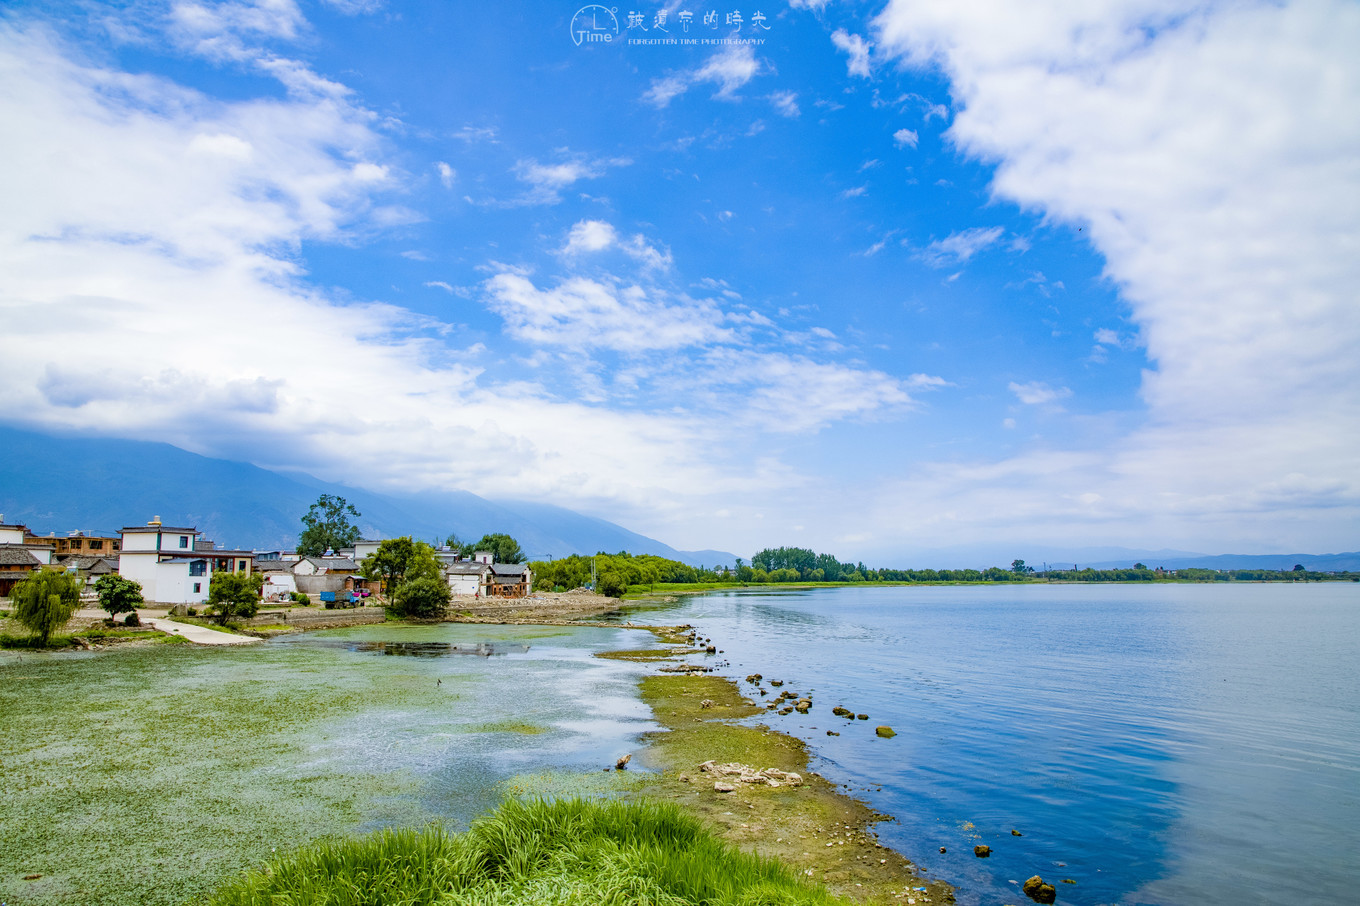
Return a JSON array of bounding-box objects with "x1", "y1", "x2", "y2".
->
[{"x1": 141, "y1": 616, "x2": 262, "y2": 645}]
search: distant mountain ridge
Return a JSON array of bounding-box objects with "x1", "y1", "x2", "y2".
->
[{"x1": 0, "y1": 426, "x2": 735, "y2": 567}]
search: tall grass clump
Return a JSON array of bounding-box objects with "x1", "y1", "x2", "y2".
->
[{"x1": 208, "y1": 797, "x2": 848, "y2": 906}]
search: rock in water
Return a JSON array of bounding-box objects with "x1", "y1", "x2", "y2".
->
[
  {"x1": 856, "y1": 713, "x2": 869, "y2": 720},
  {"x1": 1023, "y1": 876, "x2": 1057, "y2": 904},
  {"x1": 875, "y1": 725, "x2": 896, "y2": 738},
  {"x1": 939, "y1": 847, "x2": 947, "y2": 853},
  {"x1": 974, "y1": 845, "x2": 991, "y2": 858},
  {"x1": 1012, "y1": 829, "x2": 1024, "y2": 836},
  {"x1": 615, "y1": 753, "x2": 631, "y2": 770}
]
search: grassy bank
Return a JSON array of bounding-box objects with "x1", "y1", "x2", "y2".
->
[{"x1": 208, "y1": 797, "x2": 850, "y2": 906}]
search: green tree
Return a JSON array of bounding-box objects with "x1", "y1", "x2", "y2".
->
[
  {"x1": 445, "y1": 533, "x2": 473, "y2": 556},
  {"x1": 12, "y1": 569, "x2": 82, "y2": 646},
  {"x1": 206, "y1": 572, "x2": 263, "y2": 624},
  {"x1": 597, "y1": 571, "x2": 627, "y2": 598},
  {"x1": 362, "y1": 537, "x2": 444, "y2": 599},
  {"x1": 298, "y1": 494, "x2": 362, "y2": 557},
  {"x1": 93, "y1": 574, "x2": 143, "y2": 620},
  {"x1": 391, "y1": 576, "x2": 451, "y2": 619},
  {"x1": 469, "y1": 533, "x2": 525, "y2": 564}
]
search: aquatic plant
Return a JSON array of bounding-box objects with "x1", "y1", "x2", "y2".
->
[{"x1": 208, "y1": 797, "x2": 848, "y2": 906}]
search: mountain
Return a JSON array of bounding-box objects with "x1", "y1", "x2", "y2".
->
[
  {"x1": 0, "y1": 426, "x2": 735, "y2": 567},
  {"x1": 1077, "y1": 552, "x2": 1360, "y2": 571}
]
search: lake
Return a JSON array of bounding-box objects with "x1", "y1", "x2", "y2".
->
[{"x1": 650, "y1": 582, "x2": 1360, "y2": 905}]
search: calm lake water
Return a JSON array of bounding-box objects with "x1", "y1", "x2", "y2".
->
[{"x1": 650, "y1": 583, "x2": 1360, "y2": 906}]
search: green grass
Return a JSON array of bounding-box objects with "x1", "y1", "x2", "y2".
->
[{"x1": 208, "y1": 797, "x2": 850, "y2": 906}]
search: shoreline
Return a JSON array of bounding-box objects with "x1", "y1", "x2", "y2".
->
[{"x1": 7, "y1": 589, "x2": 954, "y2": 904}]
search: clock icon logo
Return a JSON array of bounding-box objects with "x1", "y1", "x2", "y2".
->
[{"x1": 570, "y1": 5, "x2": 619, "y2": 46}]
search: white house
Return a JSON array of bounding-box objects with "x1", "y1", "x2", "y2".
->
[
  {"x1": 446, "y1": 561, "x2": 492, "y2": 596},
  {"x1": 118, "y1": 519, "x2": 212, "y2": 605},
  {"x1": 117, "y1": 519, "x2": 254, "y2": 605}
]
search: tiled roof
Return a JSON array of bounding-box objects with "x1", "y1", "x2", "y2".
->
[
  {"x1": 490, "y1": 562, "x2": 529, "y2": 576},
  {"x1": 0, "y1": 548, "x2": 41, "y2": 566}
]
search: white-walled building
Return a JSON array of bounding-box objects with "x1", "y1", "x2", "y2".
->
[
  {"x1": 118, "y1": 521, "x2": 212, "y2": 605},
  {"x1": 117, "y1": 519, "x2": 254, "y2": 605}
]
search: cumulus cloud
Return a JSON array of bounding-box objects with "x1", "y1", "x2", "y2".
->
[
  {"x1": 831, "y1": 29, "x2": 872, "y2": 78},
  {"x1": 863, "y1": 0, "x2": 1360, "y2": 548},
  {"x1": 892, "y1": 127, "x2": 918, "y2": 148},
  {"x1": 561, "y1": 220, "x2": 673, "y2": 271},
  {"x1": 645, "y1": 45, "x2": 761, "y2": 106},
  {"x1": 435, "y1": 161, "x2": 455, "y2": 187}
]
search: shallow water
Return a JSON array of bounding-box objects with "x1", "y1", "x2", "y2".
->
[
  {"x1": 0, "y1": 621, "x2": 659, "y2": 905},
  {"x1": 652, "y1": 583, "x2": 1360, "y2": 906}
]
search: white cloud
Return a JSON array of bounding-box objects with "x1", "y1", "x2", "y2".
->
[
  {"x1": 645, "y1": 45, "x2": 761, "y2": 107},
  {"x1": 424, "y1": 281, "x2": 454, "y2": 293},
  {"x1": 482, "y1": 272, "x2": 732, "y2": 352},
  {"x1": 512, "y1": 155, "x2": 631, "y2": 204},
  {"x1": 831, "y1": 29, "x2": 871, "y2": 78},
  {"x1": 435, "y1": 161, "x2": 455, "y2": 188},
  {"x1": 864, "y1": 0, "x2": 1360, "y2": 549},
  {"x1": 918, "y1": 226, "x2": 1004, "y2": 267},
  {"x1": 788, "y1": 0, "x2": 832, "y2": 9},
  {"x1": 1008, "y1": 381, "x2": 1072, "y2": 406},
  {"x1": 769, "y1": 90, "x2": 800, "y2": 118},
  {"x1": 561, "y1": 220, "x2": 673, "y2": 270},
  {"x1": 892, "y1": 127, "x2": 918, "y2": 148},
  {"x1": 840, "y1": 185, "x2": 867, "y2": 199}
]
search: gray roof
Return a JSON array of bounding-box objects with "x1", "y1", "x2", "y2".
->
[
  {"x1": 0, "y1": 548, "x2": 40, "y2": 566},
  {"x1": 447, "y1": 563, "x2": 491, "y2": 576},
  {"x1": 58, "y1": 555, "x2": 117, "y2": 570},
  {"x1": 490, "y1": 563, "x2": 529, "y2": 577},
  {"x1": 300, "y1": 556, "x2": 358, "y2": 572}
]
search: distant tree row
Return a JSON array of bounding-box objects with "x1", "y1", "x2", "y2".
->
[{"x1": 529, "y1": 552, "x2": 729, "y2": 597}]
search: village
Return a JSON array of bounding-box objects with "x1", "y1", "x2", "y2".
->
[{"x1": 0, "y1": 514, "x2": 533, "y2": 607}]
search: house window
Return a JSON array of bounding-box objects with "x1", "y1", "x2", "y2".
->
[
  {"x1": 179, "y1": 535, "x2": 189, "y2": 548},
  {"x1": 189, "y1": 560, "x2": 207, "y2": 577},
  {"x1": 238, "y1": 560, "x2": 247, "y2": 571},
  {"x1": 89, "y1": 539, "x2": 103, "y2": 550},
  {"x1": 193, "y1": 582, "x2": 201, "y2": 594}
]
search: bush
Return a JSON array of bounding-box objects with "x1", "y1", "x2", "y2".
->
[
  {"x1": 186, "y1": 606, "x2": 198, "y2": 616},
  {"x1": 123, "y1": 612, "x2": 141, "y2": 627},
  {"x1": 12, "y1": 570, "x2": 82, "y2": 646},
  {"x1": 391, "y1": 576, "x2": 451, "y2": 619},
  {"x1": 290, "y1": 591, "x2": 310, "y2": 605}
]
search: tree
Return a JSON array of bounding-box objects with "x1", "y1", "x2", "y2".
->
[
  {"x1": 1293, "y1": 563, "x2": 1306, "y2": 572},
  {"x1": 362, "y1": 537, "x2": 444, "y2": 599},
  {"x1": 1012, "y1": 559, "x2": 1028, "y2": 574},
  {"x1": 469, "y1": 533, "x2": 525, "y2": 564},
  {"x1": 391, "y1": 576, "x2": 451, "y2": 619},
  {"x1": 206, "y1": 572, "x2": 263, "y2": 624},
  {"x1": 597, "y1": 571, "x2": 627, "y2": 598},
  {"x1": 93, "y1": 574, "x2": 143, "y2": 620},
  {"x1": 298, "y1": 494, "x2": 362, "y2": 557},
  {"x1": 445, "y1": 533, "x2": 472, "y2": 556},
  {"x1": 12, "y1": 569, "x2": 82, "y2": 646}
]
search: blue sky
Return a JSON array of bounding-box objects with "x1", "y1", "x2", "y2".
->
[{"x1": 1, "y1": 0, "x2": 1357, "y2": 563}]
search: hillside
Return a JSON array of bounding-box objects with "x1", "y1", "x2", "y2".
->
[{"x1": 0, "y1": 426, "x2": 734, "y2": 566}]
